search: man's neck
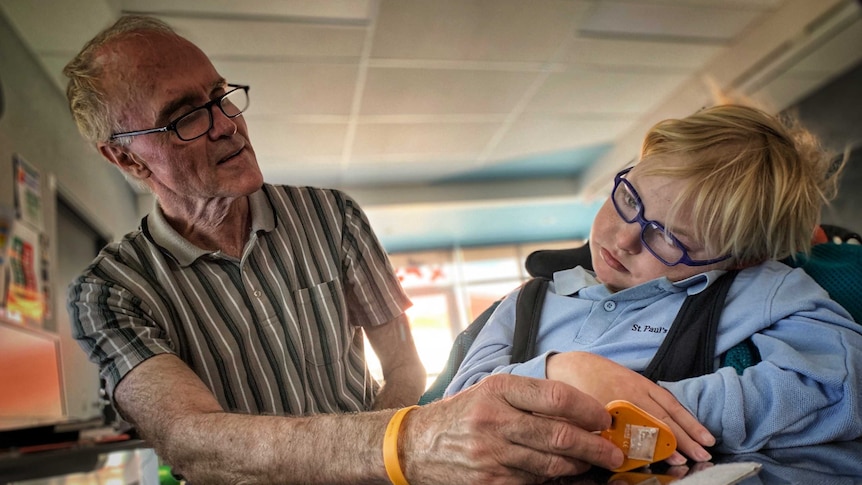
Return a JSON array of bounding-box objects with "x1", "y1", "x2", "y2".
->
[{"x1": 162, "y1": 195, "x2": 251, "y2": 259}]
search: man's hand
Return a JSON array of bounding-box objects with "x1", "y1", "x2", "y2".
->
[
  {"x1": 547, "y1": 352, "x2": 715, "y2": 464},
  {"x1": 401, "y1": 374, "x2": 625, "y2": 485}
]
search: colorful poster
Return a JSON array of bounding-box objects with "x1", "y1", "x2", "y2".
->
[
  {"x1": 0, "y1": 206, "x2": 13, "y2": 308},
  {"x1": 4, "y1": 221, "x2": 44, "y2": 325},
  {"x1": 13, "y1": 154, "x2": 44, "y2": 232}
]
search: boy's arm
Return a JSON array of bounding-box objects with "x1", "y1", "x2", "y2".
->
[
  {"x1": 547, "y1": 351, "x2": 715, "y2": 464},
  {"x1": 661, "y1": 310, "x2": 862, "y2": 452},
  {"x1": 446, "y1": 294, "x2": 716, "y2": 464},
  {"x1": 662, "y1": 268, "x2": 862, "y2": 453},
  {"x1": 444, "y1": 289, "x2": 529, "y2": 396}
]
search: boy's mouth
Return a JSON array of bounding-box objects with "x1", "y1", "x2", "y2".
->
[{"x1": 600, "y1": 247, "x2": 628, "y2": 273}]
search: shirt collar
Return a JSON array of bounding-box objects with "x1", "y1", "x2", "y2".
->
[
  {"x1": 551, "y1": 265, "x2": 727, "y2": 297},
  {"x1": 552, "y1": 266, "x2": 600, "y2": 295},
  {"x1": 144, "y1": 187, "x2": 274, "y2": 267}
]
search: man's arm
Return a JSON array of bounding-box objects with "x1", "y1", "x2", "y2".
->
[
  {"x1": 365, "y1": 313, "x2": 426, "y2": 409},
  {"x1": 116, "y1": 354, "x2": 623, "y2": 484},
  {"x1": 116, "y1": 353, "x2": 391, "y2": 484}
]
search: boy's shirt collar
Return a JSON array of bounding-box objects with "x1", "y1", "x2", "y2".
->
[{"x1": 551, "y1": 265, "x2": 727, "y2": 298}]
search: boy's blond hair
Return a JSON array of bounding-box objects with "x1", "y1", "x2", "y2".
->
[{"x1": 637, "y1": 104, "x2": 841, "y2": 264}]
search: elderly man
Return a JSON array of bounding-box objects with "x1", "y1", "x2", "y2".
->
[{"x1": 64, "y1": 15, "x2": 624, "y2": 484}]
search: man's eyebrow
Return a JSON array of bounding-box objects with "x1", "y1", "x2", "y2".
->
[
  {"x1": 158, "y1": 94, "x2": 201, "y2": 122},
  {"x1": 157, "y1": 79, "x2": 228, "y2": 122}
]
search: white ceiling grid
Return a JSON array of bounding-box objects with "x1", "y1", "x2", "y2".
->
[{"x1": 1, "y1": 0, "x2": 860, "y2": 249}]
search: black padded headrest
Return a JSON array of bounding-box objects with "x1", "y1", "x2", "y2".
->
[{"x1": 525, "y1": 243, "x2": 593, "y2": 279}]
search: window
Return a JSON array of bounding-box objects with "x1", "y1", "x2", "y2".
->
[{"x1": 366, "y1": 239, "x2": 583, "y2": 389}]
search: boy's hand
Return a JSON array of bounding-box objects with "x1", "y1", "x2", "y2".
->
[{"x1": 546, "y1": 351, "x2": 715, "y2": 464}]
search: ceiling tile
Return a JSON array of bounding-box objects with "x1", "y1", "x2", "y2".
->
[
  {"x1": 121, "y1": 0, "x2": 373, "y2": 22},
  {"x1": 361, "y1": 68, "x2": 536, "y2": 115},
  {"x1": 244, "y1": 117, "x2": 347, "y2": 161},
  {"x1": 373, "y1": 0, "x2": 591, "y2": 62},
  {"x1": 341, "y1": 160, "x2": 481, "y2": 186},
  {"x1": 158, "y1": 17, "x2": 366, "y2": 59},
  {"x1": 350, "y1": 122, "x2": 500, "y2": 160},
  {"x1": 445, "y1": 145, "x2": 612, "y2": 182},
  {"x1": 578, "y1": 1, "x2": 765, "y2": 42},
  {"x1": 649, "y1": 0, "x2": 782, "y2": 7},
  {"x1": 493, "y1": 116, "x2": 635, "y2": 160},
  {"x1": 214, "y1": 61, "x2": 358, "y2": 116},
  {"x1": 562, "y1": 38, "x2": 722, "y2": 70},
  {"x1": 257, "y1": 157, "x2": 345, "y2": 189},
  {"x1": 526, "y1": 70, "x2": 688, "y2": 114}
]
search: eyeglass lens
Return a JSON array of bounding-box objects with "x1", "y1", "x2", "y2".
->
[
  {"x1": 613, "y1": 179, "x2": 683, "y2": 265},
  {"x1": 175, "y1": 88, "x2": 249, "y2": 141}
]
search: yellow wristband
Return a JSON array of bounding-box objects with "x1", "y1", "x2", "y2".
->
[{"x1": 383, "y1": 405, "x2": 419, "y2": 485}]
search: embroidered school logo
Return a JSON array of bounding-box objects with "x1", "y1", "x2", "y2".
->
[{"x1": 630, "y1": 324, "x2": 668, "y2": 334}]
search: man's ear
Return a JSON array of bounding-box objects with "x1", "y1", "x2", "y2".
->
[{"x1": 97, "y1": 142, "x2": 151, "y2": 179}]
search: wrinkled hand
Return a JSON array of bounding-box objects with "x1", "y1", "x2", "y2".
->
[
  {"x1": 546, "y1": 352, "x2": 715, "y2": 464},
  {"x1": 401, "y1": 374, "x2": 625, "y2": 485}
]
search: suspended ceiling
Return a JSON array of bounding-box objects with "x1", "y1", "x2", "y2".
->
[{"x1": 2, "y1": 0, "x2": 861, "y2": 251}]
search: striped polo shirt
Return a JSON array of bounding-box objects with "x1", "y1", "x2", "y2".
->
[{"x1": 68, "y1": 184, "x2": 411, "y2": 416}]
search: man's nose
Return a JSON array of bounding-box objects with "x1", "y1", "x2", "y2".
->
[{"x1": 208, "y1": 105, "x2": 238, "y2": 138}]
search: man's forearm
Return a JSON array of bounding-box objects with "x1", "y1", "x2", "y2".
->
[
  {"x1": 373, "y1": 360, "x2": 427, "y2": 410},
  {"x1": 118, "y1": 355, "x2": 625, "y2": 484},
  {"x1": 158, "y1": 410, "x2": 392, "y2": 484},
  {"x1": 116, "y1": 354, "x2": 394, "y2": 484}
]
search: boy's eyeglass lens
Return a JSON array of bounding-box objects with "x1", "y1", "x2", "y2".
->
[{"x1": 611, "y1": 168, "x2": 730, "y2": 267}]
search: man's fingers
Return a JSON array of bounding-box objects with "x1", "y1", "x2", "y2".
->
[
  {"x1": 478, "y1": 375, "x2": 625, "y2": 470},
  {"x1": 468, "y1": 375, "x2": 624, "y2": 473},
  {"x1": 491, "y1": 442, "x2": 596, "y2": 480},
  {"x1": 501, "y1": 412, "x2": 625, "y2": 472},
  {"x1": 490, "y1": 375, "x2": 612, "y2": 431}
]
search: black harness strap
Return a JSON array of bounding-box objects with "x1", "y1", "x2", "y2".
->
[
  {"x1": 641, "y1": 270, "x2": 739, "y2": 382},
  {"x1": 512, "y1": 277, "x2": 549, "y2": 364},
  {"x1": 418, "y1": 269, "x2": 741, "y2": 405},
  {"x1": 510, "y1": 270, "x2": 739, "y2": 382}
]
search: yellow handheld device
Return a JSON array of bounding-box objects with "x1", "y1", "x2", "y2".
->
[{"x1": 600, "y1": 400, "x2": 677, "y2": 472}]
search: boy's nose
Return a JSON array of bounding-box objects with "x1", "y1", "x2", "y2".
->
[{"x1": 615, "y1": 221, "x2": 643, "y2": 254}]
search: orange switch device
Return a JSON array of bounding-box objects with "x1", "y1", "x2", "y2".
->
[{"x1": 600, "y1": 400, "x2": 677, "y2": 472}]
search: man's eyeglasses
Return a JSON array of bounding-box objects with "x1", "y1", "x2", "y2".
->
[
  {"x1": 612, "y1": 167, "x2": 731, "y2": 267},
  {"x1": 110, "y1": 84, "x2": 250, "y2": 142}
]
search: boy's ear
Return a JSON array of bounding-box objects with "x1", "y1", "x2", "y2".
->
[{"x1": 97, "y1": 142, "x2": 151, "y2": 179}]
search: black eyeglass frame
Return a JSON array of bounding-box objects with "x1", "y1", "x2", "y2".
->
[
  {"x1": 109, "y1": 84, "x2": 250, "y2": 142},
  {"x1": 612, "y1": 167, "x2": 731, "y2": 267}
]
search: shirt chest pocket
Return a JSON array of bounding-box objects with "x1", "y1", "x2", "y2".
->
[{"x1": 293, "y1": 278, "x2": 350, "y2": 367}]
